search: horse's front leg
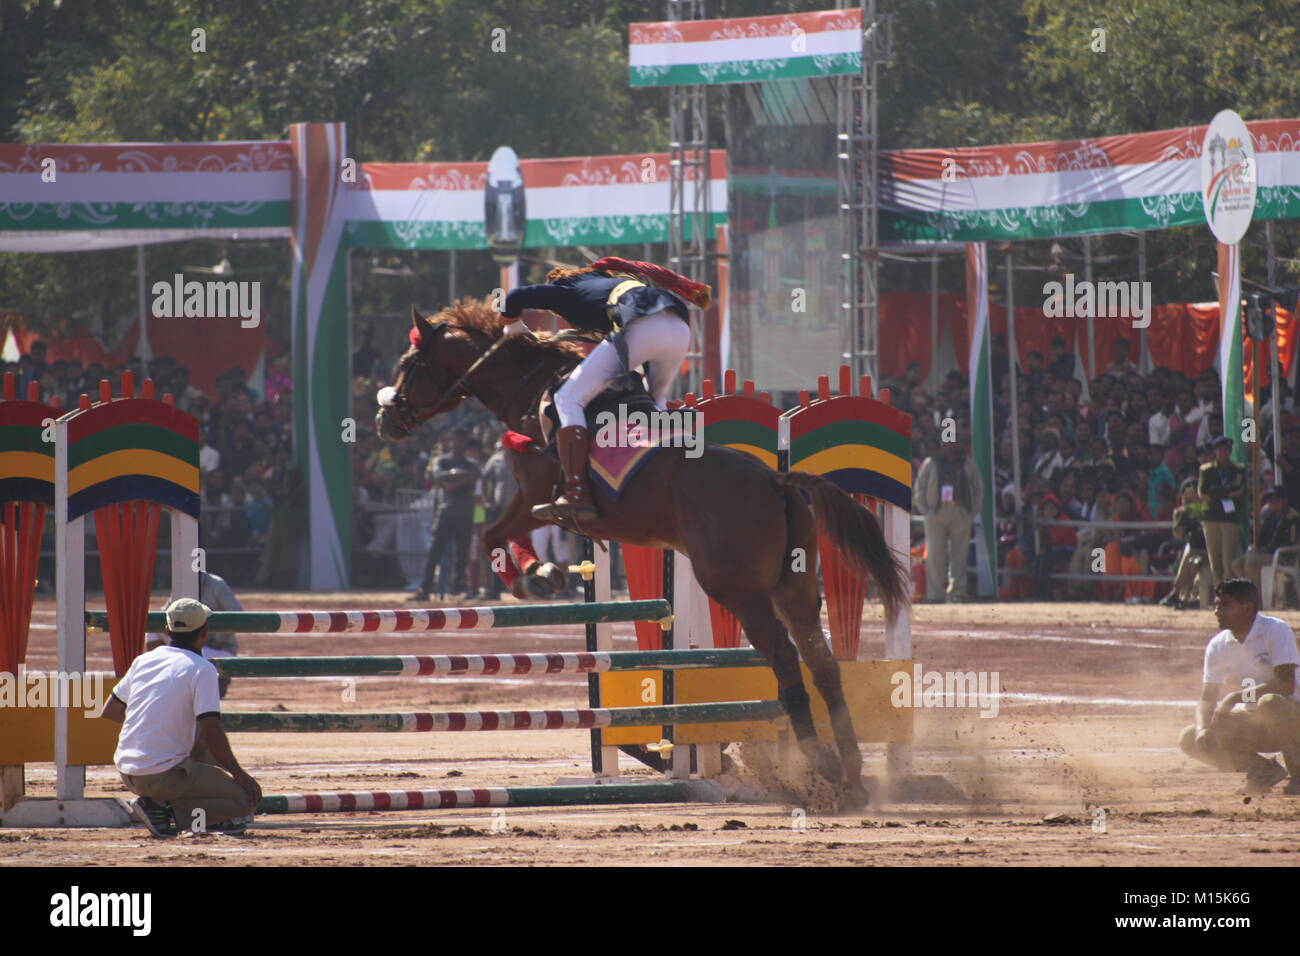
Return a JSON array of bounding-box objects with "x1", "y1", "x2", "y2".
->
[
  {"x1": 495, "y1": 447, "x2": 572, "y2": 599},
  {"x1": 484, "y1": 491, "x2": 567, "y2": 600}
]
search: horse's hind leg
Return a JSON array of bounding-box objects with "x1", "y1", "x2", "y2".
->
[
  {"x1": 676, "y1": 472, "x2": 832, "y2": 787},
  {"x1": 700, "y1": 589, "x2": 828, "y2": 780},
  {"x1": 773, "y1": 575, "x2": 869, "y2": 808}
]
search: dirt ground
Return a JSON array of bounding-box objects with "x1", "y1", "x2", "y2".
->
[{"x1": 7, "y1": 595, "x2": 1300, "y2": 867}]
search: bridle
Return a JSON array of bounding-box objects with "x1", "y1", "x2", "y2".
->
[
  {"x1": 381, "y1": 322, "x2": 476, "y2": 434},
  {"x1": 381, "y1": 320, "x2": 584, "y2": 435}
]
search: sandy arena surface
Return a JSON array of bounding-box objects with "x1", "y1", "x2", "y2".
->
[{"x1": 6, "y1": 595, "x2": 1300, "y2": 867}]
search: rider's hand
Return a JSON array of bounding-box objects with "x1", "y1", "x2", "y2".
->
[{"x1": 501, "y1": 319, "x2": 530, "y2": 339}]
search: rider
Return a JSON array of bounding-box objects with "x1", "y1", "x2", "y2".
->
[{"x1": 501, "y1": 257, "x2": 711, "y2": 524}]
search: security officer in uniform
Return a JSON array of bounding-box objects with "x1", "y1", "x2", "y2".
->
[
  {"x1": 914, "y1": 429, "x2": 983, "y2": 602},
  {"x1": 501, "y1": 256, "x2": 711, "y2": 524},
  {"x1": 1198, "y1": 435, "x2": 1246, "y2": 587}
]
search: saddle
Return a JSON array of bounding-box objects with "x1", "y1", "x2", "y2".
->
[
  {"x1": 537, "y1": 370, "x2": 657, "y2": 450},
  {"x1": 533, "y1": 367, "x2": 694, "y2": 507}
]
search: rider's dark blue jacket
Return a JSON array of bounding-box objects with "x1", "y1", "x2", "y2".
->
[{"x1": 502, "y1": 271, "x2": 690, "y2": 334}]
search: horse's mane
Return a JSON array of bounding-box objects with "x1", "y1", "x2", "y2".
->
[{"x1": 431, "y1": 297, "x2": 586, "y2": 361}]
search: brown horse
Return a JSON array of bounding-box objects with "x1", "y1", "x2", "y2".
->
[{"x1": 375, "y1": 299, "x2": 909, "y2": 807}]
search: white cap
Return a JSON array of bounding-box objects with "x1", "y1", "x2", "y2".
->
[{"x1": 164, "y1": 598, "x2": 211, "y2": 634}]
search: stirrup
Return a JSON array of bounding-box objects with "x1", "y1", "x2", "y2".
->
[{"x1": 531, "y1": 498, "x2": 597, "y2": 524}]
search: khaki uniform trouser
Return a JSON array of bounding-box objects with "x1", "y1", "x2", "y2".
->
[
  {"x1": 120, "y1": 739, "x2": 253, "y2": 831},
  {"x1": 1202, "y1": 520, "x2": 1242, "y2": 588},
  {"x1": 1178, "y1": 694, "x2": 1300, "y2": 776},
  {"x1": 1230, "y1": 549, "x2": 1273, "y2": 591},
  {"x1": 923, "y1": 502, "x2": 973, "y2": 601},
  {"x1": 1172, "y1": 547, "x2": 1210, "y2": 603}
]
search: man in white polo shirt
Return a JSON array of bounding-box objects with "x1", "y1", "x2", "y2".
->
[
  {"x1": 1179, "y1": 578, "x2": 1300, "y2": 794},
  {"x1": 101, "y1": 598, "x2": 262, "y2": 836}
]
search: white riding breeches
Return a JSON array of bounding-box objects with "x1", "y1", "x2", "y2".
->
[{"x1": 553, "y1": 310, "x2": 691, "y2": 430}]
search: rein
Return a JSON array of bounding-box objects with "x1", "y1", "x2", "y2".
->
[
  {"x1": 389, "y1": 323, "x2": 593, "y2": 433},
  {"x1": 439, "y1": 331, "x2": 513, "y2": 404}
]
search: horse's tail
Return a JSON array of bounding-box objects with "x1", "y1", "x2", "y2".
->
[{"x1": 777, "y1": 471, "x2": 911, "y2": 621}]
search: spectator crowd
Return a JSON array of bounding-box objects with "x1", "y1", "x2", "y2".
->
[
  {"x1": 896, "y1": 334, "x2": 1300, "y2": 607},
  {"x1": 7, "y1": 327, "x2": 593, "y2": 600},
  {"x1": 9, "y1": 341, "x2": 301, "y2": 589},
  {"x1": 13, "y1": 324, "x2": 1299, "y2": 608}
]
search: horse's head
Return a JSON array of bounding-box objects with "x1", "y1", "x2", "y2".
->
[
  {"x1": 374, "y1": 305, "x2": 485, "y2": 441},
  {"x1": 376, "y1": 297, "x2": 587, "y2": 440}
]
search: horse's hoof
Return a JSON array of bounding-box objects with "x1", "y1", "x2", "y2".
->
[
  {"x1": 802, "y1": 741, "x2": 844, "y2": 784},
  {"x1": 839, "y1": 779, "x2": 871, "y2": 811},
  {"x1": 511, "y1": 575, "x2": 554, "y2": 600},
  {"x1": 539, "y1": 562, "x2": 568, "y2": 591},
  {"x1": 816, "y1": 751, "x2": 845, "y2": 784}
]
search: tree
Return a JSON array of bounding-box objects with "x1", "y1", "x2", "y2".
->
[{"x1": 0, "y1": 0, "x2": 668, "y2": 334}]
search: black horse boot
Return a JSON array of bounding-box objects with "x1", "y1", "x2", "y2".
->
[{"x1": 532, "y1": 425, "x2": 598, "y2": 525}]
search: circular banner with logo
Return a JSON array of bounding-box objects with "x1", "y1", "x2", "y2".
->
[{"x1": 1201, "y1": 109, "x2": 1257, "y2": 245}]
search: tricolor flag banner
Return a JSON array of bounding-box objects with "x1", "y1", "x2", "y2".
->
[
  {"x1": 966, "y1": 242, "x2": 996, "y2": 597},
  {"x1": 349, "y1": 152, "x2": 727, "y2": 250},
  {"x1": 290, "y1": 122, "x2": 352, "y2": 589},
  {"x1": 1217, "y1": 242, "x2": 1246, "y2": 466},
  {"x1": 0, "y1": 141, "x2": 292, "y2": 251},
  {"x1": 628, "y1": 9, "x2": 863, "y2": 88},
  {"x1": 880, "y1": 119, "x2": 1300, "y2": 244}
]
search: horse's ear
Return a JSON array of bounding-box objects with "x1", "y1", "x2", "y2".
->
[{"x1": 411, "y1": 305, "x2": 435, "y2": 340}]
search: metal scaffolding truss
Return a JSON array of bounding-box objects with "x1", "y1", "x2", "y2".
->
[
  {"x1": 664, "y1": 2, "x2": 889, "y2": 389},
  {"x1": 666, "y1": 0, "x2": 711, "y2": 393},
  {"x1": 837, "y1": 0, "x2": 890, "y2": 382}
]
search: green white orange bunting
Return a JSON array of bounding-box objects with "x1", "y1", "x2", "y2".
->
[{"x1": 628, "y1": 9, "x2": 863, "y2": 88}]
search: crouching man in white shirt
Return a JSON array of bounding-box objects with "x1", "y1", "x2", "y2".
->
[
  {"x1": 1179, "y1": 578, "x2": 1300, "y2": 795},
  {"x1": 100, "y1": 598, "x2": 262, "y2": 836},
  {"x1": 145, "y1": 571, "x2": 244, "y2": 698}
]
